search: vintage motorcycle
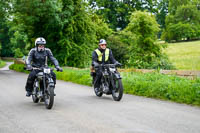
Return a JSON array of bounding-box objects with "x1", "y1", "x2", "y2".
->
[
  {"x1": 27, "y1": 57, "x2": 62, "y2": 109},
  {"x1": 93, "y1": 63, "x2": 124, "y2": 101}
]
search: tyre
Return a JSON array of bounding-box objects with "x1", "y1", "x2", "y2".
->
[
  {"x1": 112, "y1": 79, "x2": 123, "y2": 101},
  {"x1": 32, "y1": 93, "x2": 39, "y2": 103},
  {"x1": 44, "y1": 86, "x2": 54, "y2": 109},
  {"x1": 32, "y1": 84, "x2": 39, "y2": 103}
]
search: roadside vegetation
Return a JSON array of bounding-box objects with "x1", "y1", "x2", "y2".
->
[
  {"x1": 9, "y1": 63, "x2": 200, "y2": 106},
  {"x1": 0, "y1": 60, "x2": 6, "y2": 68}
]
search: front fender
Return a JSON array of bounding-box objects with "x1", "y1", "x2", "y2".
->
[
  {"x1": 48, "y1": 78, "x2": 55, "y2": 87},
  {"x1": 113, "y1": 72, "x2": 121, "y2": 79}
]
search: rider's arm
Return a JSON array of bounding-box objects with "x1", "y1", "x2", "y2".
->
[
  {"x1": 109, "y1": 49, "x2": 117, "y2": 64},
  {"x1": 26, "y1": 48, "x2": 35, "y2": 66},
  {"x1": 46, "y1": 48, "x2": 59, "y2": 67},
  {"x1": 92, "y1": 51, "x2": 98, "y2": 66}
]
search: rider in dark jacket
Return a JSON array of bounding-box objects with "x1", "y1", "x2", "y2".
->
[
  {"x1": 25, "y1": 37, "x2": 62, "y2": 97},
  {"x1": 91, "y1": 39, "x2": 121, "y2": 91}
]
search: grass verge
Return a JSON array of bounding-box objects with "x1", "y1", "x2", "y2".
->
[
  {"x1": 9, "y1": 63, "x2": 200, "y2": 106},
  {"x1": 0, "y1": 60, "x2": 6, "y2": 68}
]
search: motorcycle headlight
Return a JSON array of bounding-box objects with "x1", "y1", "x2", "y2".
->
[
  {"x1": 109, "y1": 68, "x2": 116, "y2": 72},
  {"x1": 44, "y1": 68, "x2": 51, "y2": 74}
]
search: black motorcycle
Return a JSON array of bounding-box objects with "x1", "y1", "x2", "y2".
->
[
  {"x1": 27, "y1": 57, "x2": 62, "y2": 109},
  {"x1": 31, "y1": 67, "x2": 57, "y2": 109},
  {"x1": 93, "y1": 64, "x2": 124, "y2": 101}
]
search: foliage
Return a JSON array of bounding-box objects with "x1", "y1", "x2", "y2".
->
[
  {"x1": 162, "y1": 1, "x2": 200, "y2": 42},
  {"x1": 0, "y1": 0, "x2": 13, "y2": 57},
  {"x1": 123, "y1": 71, "x2": 200, "y2": 106},
  {"x1": 10, "y1": 63, "x2": 200, "y2": 106},
  {"x1": 106, "y1": 33, "x2": 130, "y2": 66},
  {"x1": 6, "y1": 0, "x2": 112, "y2": 68},
  {"x1": 156, "y1": 0, "x2": 169, "y2": 37},
  {"x1": 57, "y1": 1, "x2": 112, "y2": 67},
  {"x1": 14, "y1": 48, "x2": 24, "y2": 58},
  {"x1": 156, "y1": 0, "x2": 168, "y2": 29},
  {"x1": 123, "y1": 11, "x2": 166, "y2": 69},
  {"x1": 88, "y1": 0, "x2": 158, "y2": 30},
  {"x1": 9, "y1": 63, "x2": 29, "y2": 73},
  {"x1": 0, "y1": 60, "x2": 6, "y2": 68}
]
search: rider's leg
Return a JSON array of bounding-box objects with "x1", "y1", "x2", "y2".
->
[
  {"x1": 94, "y1": 68, "x2": 102, "y2": 89},
  {"x1": 25, "y1": 70, "x2": 37, "y2": 96}
]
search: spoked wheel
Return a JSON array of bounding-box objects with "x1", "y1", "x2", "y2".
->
[
  {"x1": 94, "y1": 87, "x2": 103, "y2": 97},
  {"x1": 44, "y1": 86, "x2": 54, "y2": 109},
  {"x1": 32, "y1": 85, "x2": 39, "y2": 103},
  {"x1": 112, "y1": 79, "x2": 123, "y2": 101},
  {"x1": 32, "y1": 93, "x2": 39, "y2": 103}
]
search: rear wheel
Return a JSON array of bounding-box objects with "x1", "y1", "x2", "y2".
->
[
  {"x1": 44, "y1": 86, "x2": 54, "y2": 109},
  {"x1": 112, "y1": 79, "x2": 123, "y2": 101}
]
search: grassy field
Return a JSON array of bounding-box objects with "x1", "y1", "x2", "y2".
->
[
  {"x1": 0, "y1": 60, "x2": 6, "y2": 68},
  {"x1": 165, "y1": 40, "x2": 200, "y2": 70}
]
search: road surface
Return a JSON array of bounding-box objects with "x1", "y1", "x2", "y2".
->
[{"x1": 0, "y1": 70, "x2": 200, "y2": 133}]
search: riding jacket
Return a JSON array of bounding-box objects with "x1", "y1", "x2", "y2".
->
[{"x1": 26, "y1": 48, "x2": 59, "y2": 68}]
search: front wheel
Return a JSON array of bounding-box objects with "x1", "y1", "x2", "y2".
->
[
  {"x1": 44, "y1": 86, "x2": 54, "y2": 109},
  {"x1": 94, "y1": 87, "x2": 103, "y2": 97},
  {"x1": 32, "y1": 83, "x2": 39, "y2": 103},
  {"x1": 32, "y1": 93, "x2": 39, "y2": 103},
  {"x1": 112, "y1": 79, "x2": 123, "y2": 101}
]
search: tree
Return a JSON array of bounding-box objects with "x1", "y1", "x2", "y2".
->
[
  {"x1": 0, "y1": 0, "x2": 13, "y2": 57},
  {"x1": 88, "y1": 0, "x2": 158, "y2": 30},
  {"x1": 162, "y1": 2, "x2": 200, "y2": 42},
  {"x1": 124, "y1": 11, "x2": 163, "y2": 68},
  {"x1": 8, "y1": 0, "x2": 112, "y2": 67},
  {"x1": 168, "y1": 0, "x2": 189, "y2": 15},
  {"x1": 156, "y1": 0, "x2": 169, "y2": 38}
]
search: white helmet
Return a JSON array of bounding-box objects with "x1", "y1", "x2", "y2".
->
[
  {"x1": 99, "y1": 39, "x2": 107, "y2": 45},
  {"x1": 35, "y1": 37, "x2": 46, "y2": 47}
]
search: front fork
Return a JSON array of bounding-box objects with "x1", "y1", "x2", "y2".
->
[
  {"x1": 43, "y1": 74, "x2": 55, "y2": 95},
  {"x1": 110, "y1": 72, "x2": 121, "y2": 90}
]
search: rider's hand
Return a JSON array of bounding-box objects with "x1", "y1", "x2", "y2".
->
[
  {"x1": 56, "y1": 66, "x2": 63, "y2": 72},
  {"x1": 26, "y1": 65, "x2": 32, "y2": 71}
]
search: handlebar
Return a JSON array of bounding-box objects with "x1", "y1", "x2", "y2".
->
[
  {"x1": 94, "y1": 63, "x2": 122, "y2": 68},
  {"x1": 26, "y1": 67, "x2": 62, "y2": 72}
]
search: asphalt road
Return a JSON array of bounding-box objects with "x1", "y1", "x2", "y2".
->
[{"x1": 0, "y1": 70, "x2": 200, "y2": 133}]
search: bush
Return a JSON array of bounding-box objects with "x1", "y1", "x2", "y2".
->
[
  {"x1": 9, "y1": 64, "x2": 29, "y2": 73},
  {"x1": 106, "y1": 34, "x2": 129, "y2": 66},
  {"x1": 14, "y1": 48, "x2": 24, "y2": 58}
]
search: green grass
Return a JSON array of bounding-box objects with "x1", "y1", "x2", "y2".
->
[
  {"x1": 9, "y1": 64, "x2": 200, "y2": 106},
  {"x1": 165, "y1": 40, "x2": 200, "y2": 70},
  {"x1": 0, "y1": 60, "x2": 6, "y2": 68}
]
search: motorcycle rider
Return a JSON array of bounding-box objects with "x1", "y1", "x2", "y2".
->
[
  {"x1": 25, "y1": 37, "x2": 62, "y2": 97},
  {"x1": 91, "y1": 39, "x2": 121, "y2": 93}
]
